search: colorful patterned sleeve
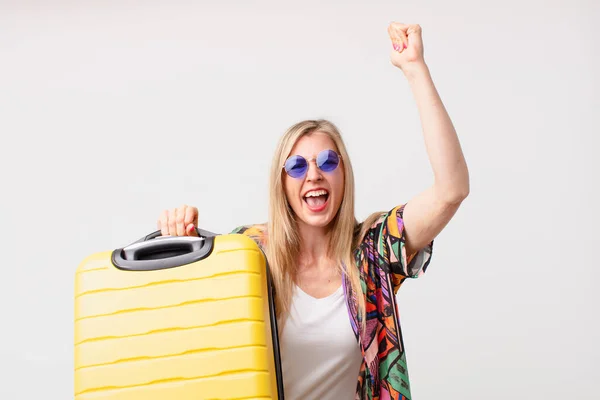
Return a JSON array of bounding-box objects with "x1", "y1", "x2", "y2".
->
[{"x1": 370, "y1": 204, "x2": 433, "y2": 292}]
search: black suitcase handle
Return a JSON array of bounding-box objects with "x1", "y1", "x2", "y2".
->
[{"x1": 111, "y1": 228, "x2": 217, "y2": 271}]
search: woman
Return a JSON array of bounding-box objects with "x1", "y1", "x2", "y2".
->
[{"x1": 157, "y1": 22, "x2": 469, "y2": 400}]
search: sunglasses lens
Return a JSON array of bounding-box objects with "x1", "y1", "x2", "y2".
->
[
  {"x1": 317, "y1": 150, "x2": 339, "y2": 172},
  {"x1": 284, "y1": 155, "x2": 308, "y2": 178}
]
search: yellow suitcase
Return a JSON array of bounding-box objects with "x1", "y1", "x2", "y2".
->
[{"x1": 74, "y1": 229, "x2": 283, "y2": 399}]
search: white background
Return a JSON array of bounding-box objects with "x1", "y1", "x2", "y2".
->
[{"x1": 1, "y1": 1, "x2": 598, "y2": 399}]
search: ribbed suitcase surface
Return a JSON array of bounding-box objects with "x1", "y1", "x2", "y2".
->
[{"x1": 74, "y1": 232, "x2": 282, "y2": 400}]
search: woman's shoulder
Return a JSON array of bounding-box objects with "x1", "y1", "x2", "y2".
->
[
  {"x1": 230, "y1": 223, "x2": 267, "y2": 235},
  {"x1": 230, "y1": 223, "x2": 268, "y2": 248},
  {"x1": 355, "y1": 210, "x2": 388, "y2": 244},
  {"x1": 354, "y1": 205, "x2": 411, "y2": 250}
]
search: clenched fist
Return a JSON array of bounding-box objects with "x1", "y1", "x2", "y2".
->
[
  {"x1": 157, "y1": 204, "x2": 199, "y2": 237},
  {"x1": 387, "y1": 22, "x2": 425, "y2": 71}
]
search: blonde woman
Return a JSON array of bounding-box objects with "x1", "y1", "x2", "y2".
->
[{"x1": 157, "y1": 22, "x2": 469, "y2": 400}]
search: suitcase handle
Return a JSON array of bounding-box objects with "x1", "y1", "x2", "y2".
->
[
  {"x1": 142, "y1": 228, "x2": 217, "y2": 242},
  {"x1": 111, "y1": 228, "x2": 218, "y2": 271}
]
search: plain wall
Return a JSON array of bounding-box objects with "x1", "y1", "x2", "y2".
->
[{"x1": 1, "y1": 1, "x2": 598, "y2": 399}]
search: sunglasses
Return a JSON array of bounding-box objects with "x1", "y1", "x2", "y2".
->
[{"x1": 283, "y1": 149, "x2": 342, "y2": 178}]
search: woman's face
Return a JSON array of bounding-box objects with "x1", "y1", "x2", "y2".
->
[{"x1": 283, "y1": 132, "x2": 345, "y2": 229}]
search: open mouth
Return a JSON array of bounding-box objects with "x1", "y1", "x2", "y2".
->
[{"x1": 303, "y1": 189, "x2": 329, "y2": 211}]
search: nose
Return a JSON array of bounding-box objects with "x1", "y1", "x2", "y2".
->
[{"x1": 305, "y1": 159, "x2": 323, "y2": 182}]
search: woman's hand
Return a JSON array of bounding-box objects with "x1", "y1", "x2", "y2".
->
[
  {"x1": 388, "y1": 22, "x2": 426, "y2": 73},
  {"x1": 157, "y1": 204, "x2": 199, "y2": 236}
]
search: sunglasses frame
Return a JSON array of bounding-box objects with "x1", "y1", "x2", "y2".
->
[{"x1": 282, "y1": 149, "x2": 343, "y2": 178}]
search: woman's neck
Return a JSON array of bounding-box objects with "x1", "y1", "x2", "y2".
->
[{"x1": 296, "y1": 221, "x2": 332, "y2": 266}]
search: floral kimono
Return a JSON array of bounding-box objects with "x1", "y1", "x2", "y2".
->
[{"x1": 232, "y1": 204, "x2": 433, "y2": 399}]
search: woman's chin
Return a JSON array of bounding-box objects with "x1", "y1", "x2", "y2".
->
[
  {"x1": 297, "y1": 212, "x2": 335, "y2": 229},
  {"x1": 292, "y1": 197, "x2": 341, "y2": 230}
]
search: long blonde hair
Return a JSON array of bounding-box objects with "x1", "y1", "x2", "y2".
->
[{"x1": 264, "y1": 119, "x2": 383, "y2": 332}]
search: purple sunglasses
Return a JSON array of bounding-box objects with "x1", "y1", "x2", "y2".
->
[{"x1": 283, "y1": 149, "x2": 342, "y2": 178}]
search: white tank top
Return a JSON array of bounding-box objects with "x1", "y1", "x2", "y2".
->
[{"x1": 278, "y1": 284, "x2": 363, "y2": 400}]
